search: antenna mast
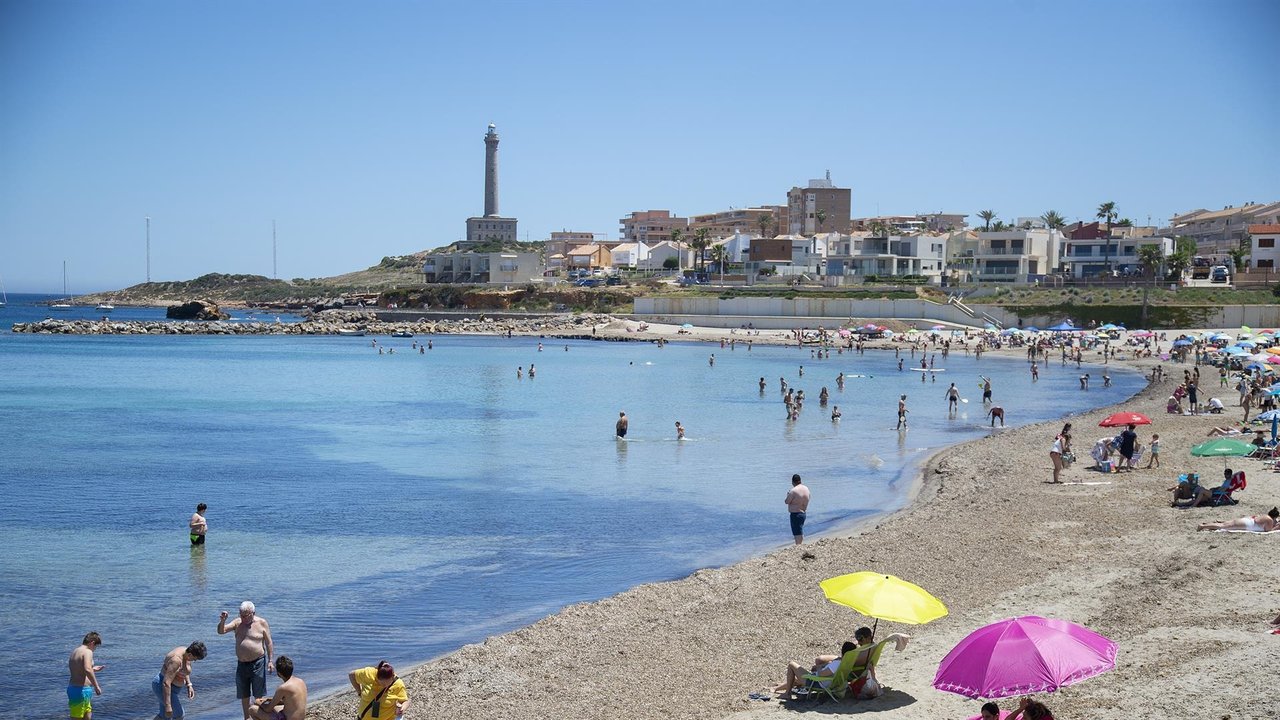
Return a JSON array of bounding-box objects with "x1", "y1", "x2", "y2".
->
[
  {"x1": 272, "y1": 220, "x2": 278, "y2": 279},
  {"x1": 145, "y1": 216, "x2": 151, "y2": 282}
]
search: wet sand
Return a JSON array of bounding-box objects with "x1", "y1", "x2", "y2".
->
[{"x1": 306, "y1": 325, "x2": 1276, "y2": 720}]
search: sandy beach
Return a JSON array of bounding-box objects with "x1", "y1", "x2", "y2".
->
[{"x1": 304, "y1": 323, "x2": 1277, "y2": 720}]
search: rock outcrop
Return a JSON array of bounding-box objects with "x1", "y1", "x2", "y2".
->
[
  {"x1": 9, "y1": 313, "x2": 626, "y2": 339},
  {"x1": 166, "y1": 300, "x2": 230, "y2": 321}
]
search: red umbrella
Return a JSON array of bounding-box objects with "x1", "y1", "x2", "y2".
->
[{"x1": 1099, "y1": 412, "x2": 1152, "y2": 427}]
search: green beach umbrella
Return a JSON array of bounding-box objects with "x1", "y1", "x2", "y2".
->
[{"x1": 1189, "y1": 438, "x2": 1254, "y2": 457}]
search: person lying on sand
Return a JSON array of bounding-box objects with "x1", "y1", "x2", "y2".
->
[
  {"x1": 1197, "y1": 507, "x2": 1280, "y2": 532},
  {"x1": 1206, "y1": 424, "x2": 1245, "y2": 436}
]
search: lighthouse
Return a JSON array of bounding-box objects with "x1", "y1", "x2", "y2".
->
[
  {"x1": 465, "y1": 123, "x2": 518, "y2": 248},
  {"x1": 484, "y1": 124, "x2": 499, "y2": 217}
]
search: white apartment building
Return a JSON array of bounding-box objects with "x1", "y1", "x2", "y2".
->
[
  {"x1": 422, "y1": 252, "x2": 544, "y2": 284},
  {"x1": 1060, "y1": 236, "x2": 1174, "y2": 278},
  {"x1": 947, "y1": 229, "x2": 1064, "y2": 284},
  {"x1": 825, "y1": 233, "x2": 947, "y2": 283}
]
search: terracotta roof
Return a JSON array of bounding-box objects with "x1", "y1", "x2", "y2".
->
[{"x1": 1250, "y1": 224, "x2": 1280, "y2": 234}]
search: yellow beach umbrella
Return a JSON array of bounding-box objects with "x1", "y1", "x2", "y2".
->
[
  {"x1": 1265, "y1": 346, "x2": 1280, "y2": 355},
  {"x1": 820, "y1": 572, "x2": 948, "y2": 630}
]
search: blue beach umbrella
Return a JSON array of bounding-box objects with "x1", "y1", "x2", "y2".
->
[
  {"x1": 1048, "y1": 322, "x2": 1076, "y2": 332},
  {"x1": 1247, "y1": 362, "x2": 1266, "y2": 372},
  {"x1": 1172, "y1": 339, "x2": 1193, "y2": 347},
  {"x1": 1238, "y1": 340, "x2": 1258, "y2": 348},
  {"x1": 1225, "y1": 346, "x2": 1249, "y2": 356},
  {"x1": 1100, "y1": 323, "x2": 1118, "y2": 331},
  {"x1": 1255, "y1": 409, "x2": 1280, "y2": 422},
  {"x1": 1024, "y1": 326, "x2": 1040, "y2": 333},
  {"x1": 1211, "y1": 333, "x2": 1233, "y2": 342}
]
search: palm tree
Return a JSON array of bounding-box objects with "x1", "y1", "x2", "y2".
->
[
  {"x1": 869, "y1": 221, "x2": 889, "y2": 237},
  {"x1": 1040, "y1": 210, "x2": 1066, "y2": 230},
  {"x1": 992, "y1": 220, "x2": 1009, "y2": 232},
  {"x1": 1097, "y1": 201, "x2": 1117, "y2": 274},
  {"x1": 690, "y1": 228, "x2": 711, "y2": 272},
  {"x1": 757, "y1": 213, "x2": 773, "y2": 239},
  {"x1": 1137, "y1": 243, "x2": 1164, "y2": 282},
  {"x1": 978, "y1": 210, "x2": 998, "y2": 232},
  {"x1": 670, "y1": 228, "x2": 684, "y2": 272},
  {"x1": 708, "y1": 244, "x2": 729, "y2": 273},
  {"x1": 815, "y1": 208, "x2": 827, "y2": 235}
]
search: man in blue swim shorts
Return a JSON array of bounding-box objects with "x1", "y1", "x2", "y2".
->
[
  {"x1": 68, "y1": 632, "x2": 104, "y2": 719},
  {"x1": 785, "y1": 474, "x2": 810, "y2": 545}
]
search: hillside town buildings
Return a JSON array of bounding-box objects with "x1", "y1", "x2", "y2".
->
[{"x1": 1163, "y1": 202, "x2": 1280, "y2": 257}]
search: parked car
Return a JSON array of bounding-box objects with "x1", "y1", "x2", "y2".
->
[
  {"x1": 575, "y1": 278, "x2": 602, "y2": 287},
  {"x1": 1211, "y1": 266, "x2": 1230, "y2": 283},
  {"x1": 605, "y1": 276, "x2": 622, "y2": 286}
]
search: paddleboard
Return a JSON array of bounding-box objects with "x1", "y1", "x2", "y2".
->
[{"x1": 910, "y1": 368, "x2": 944, "y2": 372}]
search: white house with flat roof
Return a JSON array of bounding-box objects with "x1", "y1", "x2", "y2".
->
[
  {"x1": 422, "y1": 252, "x2": 543, "y2": 284},
  {"x1": 1060, "y1": 236, "x2": 1174, "y2": 278},
  {"x1": 947, "y1": 229, "x2": 1064, "y2": 284},
  {"x1": 825, "y1": 233, "x2": 947, "y2": 283}
]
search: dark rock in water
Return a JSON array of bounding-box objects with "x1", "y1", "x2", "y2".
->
[{"x1": 166, "y1": 299, "x2": 229, "y2": 321}]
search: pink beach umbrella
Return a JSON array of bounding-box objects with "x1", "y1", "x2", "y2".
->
[{"x1": 933, "y1": 616, "x2": 1117, "y2": 699}]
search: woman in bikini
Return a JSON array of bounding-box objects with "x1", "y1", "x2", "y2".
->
[{"x1": 1197, "y1": 506, "x2": 1280, "y2": 532}]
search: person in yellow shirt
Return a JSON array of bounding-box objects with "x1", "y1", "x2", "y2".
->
[{"x1": 349, "y1": 661, "x2": 408, "y2": 720}]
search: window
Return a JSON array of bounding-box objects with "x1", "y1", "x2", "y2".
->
[
  {"x1": 1260, "y1": 238, "x2": 1275, "y2": 248},
  {"x1": 1259, "y1": 259, "x2": 1275, "y2": 268}
]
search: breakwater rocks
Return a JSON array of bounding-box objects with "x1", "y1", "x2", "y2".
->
[{"x1": 10, "y1": 313, "x2": 623, "y2": 338}]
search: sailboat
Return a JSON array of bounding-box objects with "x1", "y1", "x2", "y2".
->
[
  {"x1": 51, "y1": 261, "x2": 73, "y2": 310},
  {"x1": 95, "y1": 299, "x2": 116, "y2": 312},
  {"x1": 0, "y1": 272, "x2": 7, "y2": 308}
]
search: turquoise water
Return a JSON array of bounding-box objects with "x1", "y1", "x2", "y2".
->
[{"x1": 0, "y1": 299, "x2": 1144, "y2": 719}]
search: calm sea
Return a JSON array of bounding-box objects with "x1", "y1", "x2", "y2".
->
[{"x1": 0, "y1": 293, "x2": 1144, "y2": 719}]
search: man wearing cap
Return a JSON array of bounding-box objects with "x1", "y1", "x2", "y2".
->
[
  {"x1": 350, "y1": 661, "x2": 409, "y2": 720},
  {"x1": 218, "y1": 601, "x2": 274, "y2": 720}
]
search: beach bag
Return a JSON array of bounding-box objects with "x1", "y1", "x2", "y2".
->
[
  {"x1": 1061, "y1": 451, "x2": 1076, "y2": 465},
  {"x1": 848, "y1": 675, "x2": 868, "y2": 698}
]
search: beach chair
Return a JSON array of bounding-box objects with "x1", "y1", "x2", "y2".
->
[
  {"x1": 1210, "y1": 472, "x2": 1246, "y2": 506},
  {"x1": 799, "y1": 638, "x2": 892, "y2": 702}
]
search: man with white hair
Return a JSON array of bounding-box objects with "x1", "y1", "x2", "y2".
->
[{"x1": 217, "y1": 601, "x2": 274, "y2": 719}]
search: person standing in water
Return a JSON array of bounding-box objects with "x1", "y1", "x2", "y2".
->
[
  {"x1": 189, "y1": 504, "x2": 207, "y2": 546},
  {"x1": 218, "y1": 601, "x2": 274, "y2": 720},
  {"x1": 675, "y1": 421, "x2": 685, "y2": 440},
  {"x1": 944, "y1": 383, "x2": 960, "y2": 414},
  {"x1": 785, "y1": 474, "x2": 810, "y2": 545},
  {"x1": 897, "y1": 395, "x2": 909, "y2": 429},
  {"x1": 68, "y1": 632, "x2": 104, "y2": 720},
  {"x1": 616, "y1": 412, "x2": 628, "y2": 438}
]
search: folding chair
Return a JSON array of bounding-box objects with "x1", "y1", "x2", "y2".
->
[{"x1": 1210, "y1": 471, "x2": 1246, "y2": 506}]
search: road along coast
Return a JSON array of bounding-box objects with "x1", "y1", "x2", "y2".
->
[{"x1": 300, "y1": 338, "x2": 1272, "y2": 720}]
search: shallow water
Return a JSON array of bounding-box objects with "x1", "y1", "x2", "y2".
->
[{"x1": 0, "y1": 310, "x2": 1144, "y2": 719}]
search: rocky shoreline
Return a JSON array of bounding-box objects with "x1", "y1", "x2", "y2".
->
[{"x1": 9, "y1": 311, "x2": 626, "y2": 338}]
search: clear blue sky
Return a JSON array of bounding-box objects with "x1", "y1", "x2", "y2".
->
[{"x1": 2, "y1": 0, "x2": 1277, "y2": 292}]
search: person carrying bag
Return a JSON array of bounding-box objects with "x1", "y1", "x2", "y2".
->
[{"x1": 349, "y1": 661, "x2": 409, "y2": 720}]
